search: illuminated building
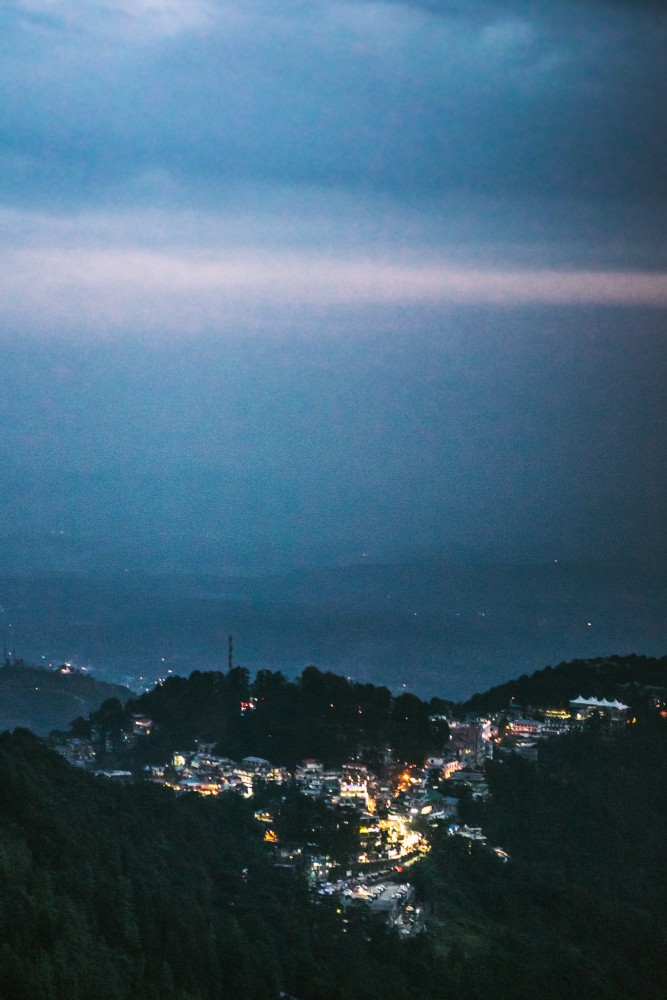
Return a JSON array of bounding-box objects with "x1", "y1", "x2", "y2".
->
[{"x1": 569, "y1": 695, "x2": 628, "y2": 725}]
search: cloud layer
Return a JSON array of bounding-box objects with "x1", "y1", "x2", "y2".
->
[{"x1": 1, "y1": 0, "x2": 666, "y2": 330}]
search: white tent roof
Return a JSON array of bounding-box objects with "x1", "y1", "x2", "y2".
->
[{"x1": 570, "y1": 695, "x2": 629, "y2": 711}]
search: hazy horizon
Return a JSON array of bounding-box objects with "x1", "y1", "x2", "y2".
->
[{"x1": 2, "y1": 554, "x2": 665, "y2": 702}]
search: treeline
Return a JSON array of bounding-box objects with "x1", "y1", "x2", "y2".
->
[
  {"x1": 0, "y1": 728, "x2": 463, "y2": 1000},
  {"x1": 71, "y1": 666, "x2": 450, "y2": 768},
  {"x1": 2, "y1": 718, "x2": 666, "y2": 998},
  {"x1": 459, "y1": 653, "x2": 667, "y2": 716},
  {"x1": 413, "y1": 718, "x2": 667, "y2": 999}
]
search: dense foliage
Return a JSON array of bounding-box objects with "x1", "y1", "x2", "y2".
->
[
  {"x1": 3, "y1": 655, "x2": 667, "y2": 999},
  {"x1": 417, "y1": 718, "x2": 667, "y2": 998},
  {"x1": 1, "y1": 717, "x2": 665, "y2": 999},
  {"x1": 458, "y1": 653, "x2": 667, "y2": 715},
  {"x1": 79, "y1": 665, "x2": 449, "y2": 768},
  {"x1": 0, "y1": 729, "x2": 442, "y2": 1000}
]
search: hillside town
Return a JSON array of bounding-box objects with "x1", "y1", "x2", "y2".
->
[{"x1": 53, "y1": 691, "x2": 631, "y2": 934}]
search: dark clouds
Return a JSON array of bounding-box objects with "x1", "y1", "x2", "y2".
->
[
  {"x1": 0, "y1": 0, "x2": 665, "y2": 338},
  {"x1": 1, "y1": 0, "x2": 666, "y2": 207}
]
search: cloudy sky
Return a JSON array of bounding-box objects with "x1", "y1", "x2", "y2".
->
[{"x1": 1, "y1": 0, "x2": 666, "y2": 569}]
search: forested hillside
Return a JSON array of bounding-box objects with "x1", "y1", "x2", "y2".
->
[
  {"x1": 458, "y1": 653, "x2": 667, "y2": 715},
  {"x1": 78, "y1": 665, "x2": 450, "y2": 768},
  {"x1": 1, "y1": 708, "x2": 666, "y2": 998},
  {"x1": 0, "y1": 660, "x2": 131, "y2": 736},
  {"x1": 0, "y1": 729, "x2": 438, "y2": 1000},
  {"x1": 413, "y1": 720, "x2": 667, "y2": 999}
]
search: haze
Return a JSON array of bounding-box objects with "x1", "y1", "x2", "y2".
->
[{"x1": 1, "y1": 1, "x2": 665, "y2": 696}]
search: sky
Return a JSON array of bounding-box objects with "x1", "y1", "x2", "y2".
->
[{"x1": 1, "y1": 0, "x2": 666, "y2": 575}]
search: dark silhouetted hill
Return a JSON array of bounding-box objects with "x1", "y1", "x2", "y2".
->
[
  {"x1": 0, "y1": 660, "x2": 132, "y2": 735},
  {"x1": 457, "y1": 652, "x2": 667, "y2": 715}
]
